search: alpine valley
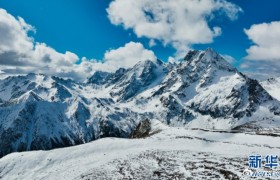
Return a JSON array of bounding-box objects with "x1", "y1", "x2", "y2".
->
[{"x1": 0, "y1": 48, "x2": 280, "y2": 179}]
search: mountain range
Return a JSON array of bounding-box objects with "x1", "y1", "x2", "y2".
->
[{"x1": 0, "y1": 48, "x2": 280, "y2": 158}]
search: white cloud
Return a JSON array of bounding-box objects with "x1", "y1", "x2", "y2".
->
[
  {"x1": 0, "y1": 9, "x2": 34, "y2": 66},
  {"x1": 0, "y1": 8, "x2": 86, "y2": 80},
  {"x1": 0, "y1": 8, "x2": 157, "y2": 82},
  {"x1": 241, "y1": 21, "x2": 280, "y2": 77},
  {"x1": 82, "y1": 41, "x2": 157, "y2": 73},
  {"x1": 148, "y1": 39, "x2": 156, "y2": 47},
  {"x1": 103, "y1": 41, "x2": 156, "y2": 70},
  {"x1": 167, "y1": 56, "x2": 176, "y2": 64},
  {"x1": 32, "y1": 43, "x2": 79, "y2": 67},
  {"x1": 245, "y1": 21, "x2": 280, "y2": 61},
  {"x1": 0, "y1": 9, "x2": 34, "y2": 54},
  {"x1": 107, "y1": 0, "x2": 242, "y2": 54}
]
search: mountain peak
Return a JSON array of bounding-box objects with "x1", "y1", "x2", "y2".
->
[
  {"x1": 205, "y1": 47, "x2": 216, "y2": 54},
  {"x1": 183, "y1": 48, "x2": 219, "y2": 63},
  {"x1": 87, "y1": 71, "x2": 112, "y2": 85},
  {"x1": 182, "y1": 48, "x2": 236, "y2": 73},
  {"x1": 133, "y1": 59, "x2": 158, "y2": 68}
]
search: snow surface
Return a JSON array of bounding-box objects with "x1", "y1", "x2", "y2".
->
[
  {"x1": 261, "y1": 77, "x2": 280, "y2": 101},
  {"x1": 0, "y1": 120, "x2": 279, "y2": 180}
]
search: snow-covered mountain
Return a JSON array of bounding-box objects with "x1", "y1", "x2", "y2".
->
[
  {"x1": 0, "y1": 48, "x2": 280, "y2": 158},
  {"x1": 261, "y1": 77, "x2": 280, "y2": 101},
  {"x1": 0, "y1": 74, "x2": 143, "y2": 157},
  {"x1": 87, "y1": 48, "x2": 280, "y2": 129}
]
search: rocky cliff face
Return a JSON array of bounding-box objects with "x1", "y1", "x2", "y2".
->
[{"x1": 1, "y1": 48, "x2": 280, "y2": 157}]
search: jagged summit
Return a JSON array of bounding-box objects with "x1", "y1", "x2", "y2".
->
[
  {"x1": 87, "y1": 71, "x2": 111, "y2": 85},
  {"x1": 184, "y1": 48, "x2": 219, "y2": 62},
  {"x1": 183, "y1": 48, "x2": 236, "y2": 72}
]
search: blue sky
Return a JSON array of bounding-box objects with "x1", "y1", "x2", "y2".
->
[
  {"x1": 0, "y1": 0, "x2": 280, "y2": 81},
  {"x1": 195, "y1": 0, "x2": 280, "y2": 60}
]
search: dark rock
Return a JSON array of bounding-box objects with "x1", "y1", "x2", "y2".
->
[{"x1": 130, "y1": 119, "x2": 151, "y2": 138}]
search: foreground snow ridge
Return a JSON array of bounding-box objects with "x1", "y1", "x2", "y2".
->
[{"x1": 0, "y1": 122, "x2": 279, "y2": 180}]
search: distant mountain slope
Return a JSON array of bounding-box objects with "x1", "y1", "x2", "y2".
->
[
  {"x1": 261, "y1": 77, "x2": 280, "y2": 101},
  {"x1": 0, "y1": 48, "x2": 280, "y2": 157}
]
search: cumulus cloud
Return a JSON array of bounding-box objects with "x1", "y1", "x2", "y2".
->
[
  {"x1": 103, "y1": 41, "x2": 156, "y2": 70},
  {"x1": 0, "y1": 9, "x2": 34, "y2": 66},
  {"x1": 79, "y1": 42, "x2": 156, "y2": 76},
  {"x1": 32, "y1": 43, "x2": 79, "y2": 66},
  {"x1": 81, "y1": 41, "x2": 156, "y2": 73},
  {"x1": 0, "y1": 8, "x2": 85, "y2": 79},
  {"x1": 148, "y1": 39, "x2": 156, "y2": 47},
  {"x1": 245, "y1": 21, "x2": 280, "y2": 61},
  {"x1": 242, "y1": 21, "x2": 280, "y2": 77},
  {"x1": 0, "y1": 8, "x2": 156, "y2": 82},
  {"x1": 107, "y1": 0, "x2": 242, "y2": 55}
]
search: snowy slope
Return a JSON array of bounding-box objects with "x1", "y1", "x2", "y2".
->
[
  {"x1": 0, "y1": 48, "x2": 280, "y2": 158},
  {"x1": 261, "y1": 77, "x2": 280, "y2": 101},
  {"x1": 0, "y1": 74, "x2": 143, "y2": 157},
  {"x1": 0, "y1": 121, "x2": 279, "y2": 180}
]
